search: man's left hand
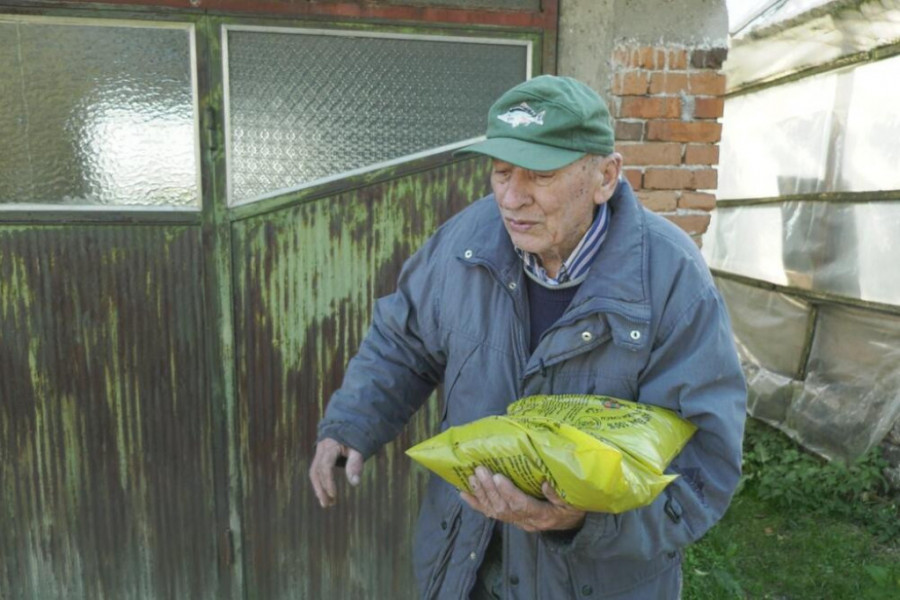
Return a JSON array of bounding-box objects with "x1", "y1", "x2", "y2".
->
[{"x1": 460, "y1": 466, "x2": 586, "y2": 533}]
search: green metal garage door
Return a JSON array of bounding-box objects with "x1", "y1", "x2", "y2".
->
[{"x1": 0, "y1": 2, "x2": 552, "y2": 598}]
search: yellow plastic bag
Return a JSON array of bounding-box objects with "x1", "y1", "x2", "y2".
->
[{"x1": 405, "y1": 395, "x2": 697, "y2": 513}]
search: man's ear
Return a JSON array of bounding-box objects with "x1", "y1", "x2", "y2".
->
[{"x1": 594, "y1": 152, "x2": 623, "y2": 205}]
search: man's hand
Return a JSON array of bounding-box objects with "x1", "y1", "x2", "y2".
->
[
  {"x1": 309, "y1": 438, "x2": 364, "y2": 508},
  {"x1": 460, "y1": 466, "x2": 586, "y2": 532}
]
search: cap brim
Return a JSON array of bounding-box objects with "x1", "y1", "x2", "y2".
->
[{"x1": 455, "y1": 138, "x2": 585, "y2": 171}]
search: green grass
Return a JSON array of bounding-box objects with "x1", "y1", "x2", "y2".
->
[{"x1": 683, "y1": 419, "x2": 900, "y2": 599}]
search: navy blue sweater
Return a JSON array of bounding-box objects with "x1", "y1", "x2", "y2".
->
[{"x1": 525, "y1": 277, "x2": 580, "y2": 353}]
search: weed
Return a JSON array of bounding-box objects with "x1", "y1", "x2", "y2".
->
[
  {"x1": 740, "y1": 419, "x2": 900, "y2": 542},
  {"x1": 683, "y1": 418, "x2": 900, "y2": 599}
]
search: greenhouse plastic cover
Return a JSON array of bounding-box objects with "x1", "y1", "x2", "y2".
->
[
  {"x1": 705, "y1": 200, "x2": 900, "y2": 461},
  {"x1": 715, "y1": 0, "x2": 900, "y2": 465},
  {"x1": 705, "y1": 203, "x2": 900, "y2": 306},
  {"x1": 726, "y1": 0, "x2": 900, "y2": 89},
  {"x1": 719, "y1": 56, "x2": 900, "y2": 200},
  {"x1": 707, "y1": 241, "x2": 900, "y2": 461}
]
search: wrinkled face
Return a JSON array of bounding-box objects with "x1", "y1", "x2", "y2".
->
[{"x1": 491, "y1": 154, "x2": 621, "y2": 277}]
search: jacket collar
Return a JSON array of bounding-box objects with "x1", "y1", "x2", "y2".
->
[{"x1": 461, "y1": 180, "x2": 650, "y2": 313}]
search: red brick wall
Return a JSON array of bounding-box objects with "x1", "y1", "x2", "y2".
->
[{"x1": 610, "y1": 44, "x2": 727, "y2": 245}]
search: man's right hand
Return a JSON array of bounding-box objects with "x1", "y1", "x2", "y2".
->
[{"x1": 309, "y1": 438, "x2": 365, "y2": 508}]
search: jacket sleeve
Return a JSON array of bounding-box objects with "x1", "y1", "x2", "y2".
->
[
  {"x1": 316, "y1": 237, "x2": 447, "y2": 460},
  {"x1": 545, "y1": 284, "x2": 747, "y2": 560}
]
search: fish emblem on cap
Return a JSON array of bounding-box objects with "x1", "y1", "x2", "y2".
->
[{"x1": 497, "y1": 102, "x2": 545, "y2": 128}]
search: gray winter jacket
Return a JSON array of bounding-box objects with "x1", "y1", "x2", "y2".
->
[{"x1": 317, "y1": 180, "x2": 747, "y2": 599}]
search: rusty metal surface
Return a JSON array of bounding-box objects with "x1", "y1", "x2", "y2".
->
[
  {"x1": 0, "y1": 225, "x2": 219, "y2": 600},
  {"x1": 231, "y1": 158, "x2": 491, "y2": 599},
  {"x1": 0, "y1": 4, "x2": 546, "y2": 598}
]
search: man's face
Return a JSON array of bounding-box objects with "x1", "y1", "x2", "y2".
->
[{"x1": 491, "y1": 155, "x2": 619, "y2": 277}]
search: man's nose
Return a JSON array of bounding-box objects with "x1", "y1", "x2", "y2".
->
[{"x1": 498, "y1": 169, "x2": 532, "y2": 210}]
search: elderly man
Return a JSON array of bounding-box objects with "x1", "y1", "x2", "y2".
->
[{"x1": 310, "y1": 75, "x2": 746, "y2": 599}]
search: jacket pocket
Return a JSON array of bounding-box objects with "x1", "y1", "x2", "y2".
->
[
  {"x1": 564, "y1": 550, "x2": 680, "y2": 598},
  {"x1": 420, "y1": 501, "x2": 463, "y2": 600},
  {"x1": 413, "y1": 479, "x2": 464, "y2": 599}
]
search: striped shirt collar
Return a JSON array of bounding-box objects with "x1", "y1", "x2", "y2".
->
[{"x1": 515, "y1": 202, "x2": 611, "y2": 289}]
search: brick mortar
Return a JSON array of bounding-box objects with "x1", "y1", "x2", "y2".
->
[{"x1": 610, "y1": 42, "x2": 727, "y2": 242}]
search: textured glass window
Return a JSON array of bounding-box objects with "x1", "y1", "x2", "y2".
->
[
  {"x1": 718, "y1": 72, "x2": 836, "y2": 199},
  {"x1": 225, "y1": 28, "x2": 529, "y2": 204},
  {"x1": 0, "y1": 17, "x2": 198, "y2": 208}
]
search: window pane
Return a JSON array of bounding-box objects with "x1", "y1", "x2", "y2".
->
[
  {"x1": 225, "y1": 29, "x2": 529, "y2": 204},
  {"x1": 718, "y1": 72, "x2": 836, "y2": 199},
  {"x1": 839, "y1": 55, "x2": 900, "y2": 192},
  {"x1": 0, "y1": 18, "x2": 198, "y2": 208}
]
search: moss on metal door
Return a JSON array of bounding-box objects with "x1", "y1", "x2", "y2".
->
[
  {"x1": 231, "y1": 159, "x2": 492, "y2": 598},
  {"x1": 0, "y1": 2, "x2": 550, "y2": 598}
]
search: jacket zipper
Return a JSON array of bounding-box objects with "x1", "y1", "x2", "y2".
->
[
  {"x1": 457, "y1": 258, "x2": 527, "y2": 600},
  {"x1": 464, "y1": 257, "x2": 530, "y2": 396}
]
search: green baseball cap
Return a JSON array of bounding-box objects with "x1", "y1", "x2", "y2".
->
[{"x1": 457, "y1": 75, "x2": 615, "y2": 171}]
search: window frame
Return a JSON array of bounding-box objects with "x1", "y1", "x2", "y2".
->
[{"x1": 220, "y1": 23, "x2": 534, "y2": 207}]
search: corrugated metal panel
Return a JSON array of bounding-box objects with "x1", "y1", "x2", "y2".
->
[
  {"x1": 232, "y1": 158, "x2": 491, "y2": 599},
  {"x1": 0, "y1": 225, "x2": 219, "y2": 600}
]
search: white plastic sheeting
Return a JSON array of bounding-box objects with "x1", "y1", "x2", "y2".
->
[
  {"x1": 726, "y1": 0, "x2": 778, "y2": 33},
  {"x1": 717, "y1": 278, "x2": 811, "y2": 377},
  {"x1": 720, "y1": 53, "x2": 900, "y2": 199},
  {"x1": 716, "y1": 278, "x2": 808, "y2": 425},
  {"x1": 718, "y1": 73, "x2": 837, "y2": 199},
  {"x1": 711, "y1": 17, "x2": 900, "y2": 460},
  {"x1": 733, "y1": 0, "x2": 835, "y2": 34},
  {"x1": 707, "y1": 201, "x2": 900, "y2": 461},
  {"x1": 716, "y1": 278, "x2": 900, "y2": 461},
  {"x1": 787, "y1": 305, "x2": 900, "y2": 460},
  {"x1": 842, "y1": 57, "x2": 900, "y2": 191},
  {"x1": 705, "y1": 203, "x2": 900, "y2": 306},
  {"x1": 726, "y1": 0, "x2": 900, "y2": 90}
]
